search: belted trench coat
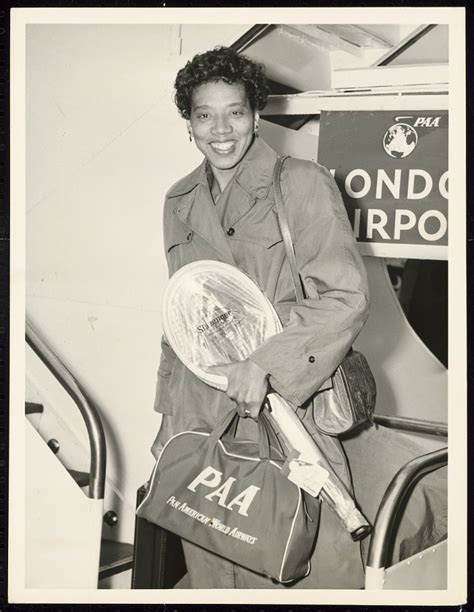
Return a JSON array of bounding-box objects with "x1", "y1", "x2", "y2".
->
[{"x1": 151, "y1": 137, "x2": 370, "y2": 588}]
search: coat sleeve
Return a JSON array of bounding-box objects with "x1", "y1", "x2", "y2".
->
[{"x1": 248, "y1": 159, "x2": 369, "y2": 408}]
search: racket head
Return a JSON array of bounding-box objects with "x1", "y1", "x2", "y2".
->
[{"x1": 162, "y1": 260, "x2": 282, "y2": 390}]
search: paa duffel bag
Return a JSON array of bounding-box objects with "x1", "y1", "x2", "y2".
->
[{"x1": 137, "y1": 410, "x2": 320, "y2": 583}]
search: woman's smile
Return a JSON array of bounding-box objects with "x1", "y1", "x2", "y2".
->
[{"x1": 209, "y1": 140, "x2": 237, "y2": 153}]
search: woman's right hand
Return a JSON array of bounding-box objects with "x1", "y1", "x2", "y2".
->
[{"x1": 205, "y1": 359, "x2": 269, "y2": 419}]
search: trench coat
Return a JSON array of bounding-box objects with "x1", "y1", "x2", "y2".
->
[{"x1": 151, "y1": 137, "x2": 370, "y2": 589}]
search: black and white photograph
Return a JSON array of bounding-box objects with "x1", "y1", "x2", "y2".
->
[{"x1": 9, "y1": 6, "x2": 466, "y2": 606}]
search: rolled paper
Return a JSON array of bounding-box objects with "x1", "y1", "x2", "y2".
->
[{"x1": 265, "y1": 394, "x2": 370, "y2": 538}]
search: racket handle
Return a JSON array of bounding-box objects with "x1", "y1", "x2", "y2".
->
[{"x1": 266, "y1": 393, "x2": 371, "y2": 541}]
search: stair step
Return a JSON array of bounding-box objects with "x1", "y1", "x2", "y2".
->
[
  {"x1": 25, "y1": 402, "x2": 44, "y2": 415},
  {"x1": 67, "y1": 469, "x2": 90, "y2": 488},
  {"x1": 99, "y1": 539, "x2": 134, "y2": 580}
]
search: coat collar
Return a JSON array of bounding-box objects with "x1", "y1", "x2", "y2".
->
[
  {"x1": 166, "y1": 138, "x2": 279, "y2": 264},
  {"x1": 166, "y1": 137, "x2": 278, "y2": 201},
  {"x1": 232, "y1": 137, "x2": 278, "y2": 200}
]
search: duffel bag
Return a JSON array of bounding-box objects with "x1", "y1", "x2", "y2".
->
[{"x1": 137, "y1": 410, "x2": 320, "y2": 583}]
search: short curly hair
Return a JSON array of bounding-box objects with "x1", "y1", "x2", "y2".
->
[{"x1": 174, "y1": 46, "x2": 269, "y2": 120}]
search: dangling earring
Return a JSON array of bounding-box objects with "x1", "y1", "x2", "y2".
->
[
  {"x1": 188, "y1": 129, "x2": 193, "y2": 142},
  {"x1": 254, "y1": 122, "x2": 259, "y2": 138}
]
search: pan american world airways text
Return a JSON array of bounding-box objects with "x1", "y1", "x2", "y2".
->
[{"x1": 166, "y1": 495, "x2": 258, "y2": 545}]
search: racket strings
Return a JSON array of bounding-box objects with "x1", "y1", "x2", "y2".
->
[{"x1": 164, "y1": 267, "x2": 281, "y2": 383}]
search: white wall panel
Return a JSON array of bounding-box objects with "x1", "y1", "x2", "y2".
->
[{"x1": 26, "y1": 23, "x2": 245, "y2": 545}]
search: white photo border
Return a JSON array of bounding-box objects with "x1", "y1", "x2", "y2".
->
[{"x1": 9, "y1": 6, "x2": 467, "y2": 605}]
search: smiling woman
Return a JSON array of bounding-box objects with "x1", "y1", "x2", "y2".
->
[
  {"x1": 174, "y1": 47, "x2": 269, "y2": 191},
  {"x1": 149, "y1": 45, "x2": 370, "y2": 589},
  {"x1": 188, "y1": 81, "x2": 256, "y2": 190}
]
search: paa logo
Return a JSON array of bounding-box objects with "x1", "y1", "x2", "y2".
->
[
  {"x1": 382, "y1": 115, "x2": 442, "y2": 159},
  {"x1": 187, "y1": 465, "x2": 260, "y2": 517}
]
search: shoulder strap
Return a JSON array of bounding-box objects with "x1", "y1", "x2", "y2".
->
[{"x1": 272, "y1": 156, "x2": 305, "y2": 303}]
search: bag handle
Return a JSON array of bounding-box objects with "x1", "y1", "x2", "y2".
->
[
  {"x1": 258, "y1": 411, "x2": 287, "y2": 460},
  {"x1": 262, "y1": 404, "x2": 286, "y2": 456},
  {"x1": 257, "y1": 415, "x2": 271, "y2": 460},
  {"x1": 272, "y1": 155, "x2": 306, "y2": 303},
  {"x1": 208, "y1": 409, "x2": 239, "y2": 442},
  {"x1": 209, "y1": 409, "x2": 283, "y2": 460}
]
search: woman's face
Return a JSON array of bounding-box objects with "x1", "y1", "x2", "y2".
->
[{"x1": 187, "y1": 80, "x2": 257, "y2": 177}]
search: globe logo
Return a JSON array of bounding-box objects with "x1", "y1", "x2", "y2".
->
[{"x1": 383, "y1": 123, "x2": 418, "y2": 159}]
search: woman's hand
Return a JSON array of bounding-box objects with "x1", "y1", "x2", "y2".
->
[{"x1": 205, "y1": 359, "x2": 269, "y2": 419}]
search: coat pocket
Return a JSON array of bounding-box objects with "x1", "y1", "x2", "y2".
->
[
  {"x1": 230, "y1": 205, "x2": 284, "y2": 249},
  {"x1": 165, "y1": 224, "x2": 194, "y2": 253},
  {"x1": 153, "y1": 358, "x2": 182, "y2": 415}
]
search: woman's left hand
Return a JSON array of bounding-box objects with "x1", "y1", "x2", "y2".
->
[{"x1": 205, "y1": 360, "x2": 269, "y2": 419}]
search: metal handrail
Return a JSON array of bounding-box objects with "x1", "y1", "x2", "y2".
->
[
  {"x1": 26, "y1": 317, "x2": 106, "y2": 499},
  {"x1": 373, "y1": 414, "x2": 448, "y2": 438},
  {"x1": 366, "y1": 447, "x2": 448, "y2": 570}
]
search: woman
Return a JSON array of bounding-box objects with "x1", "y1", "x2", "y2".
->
[{"x1": 151, "y1": 46, "x2": 369, "y2": 588}]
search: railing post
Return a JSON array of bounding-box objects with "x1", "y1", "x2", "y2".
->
[
  {"x1": 25, "y1": 318, "x2": 107, "y2": 499},
  {"x1": 366, "y1": 447, "x2": 448, "y2": 574}
]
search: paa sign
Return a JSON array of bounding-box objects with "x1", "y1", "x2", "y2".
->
[{"x1": 318, "y1": 111, "x2": 448, "y2": 259}]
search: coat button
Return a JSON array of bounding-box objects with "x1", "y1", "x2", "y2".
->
[
  {"x1": 227, "y1": 227, "x2": 235, "y2": 236},
  {"x1": 308, "y1": 355, "x2": 315, "y2": 363}
]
